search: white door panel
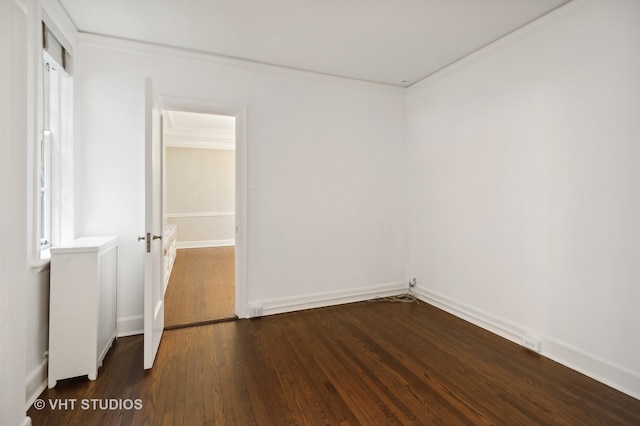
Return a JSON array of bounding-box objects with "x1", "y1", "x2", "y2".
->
[{"x1": 144, "y1": 77, "x2": 164, "y2": 369}]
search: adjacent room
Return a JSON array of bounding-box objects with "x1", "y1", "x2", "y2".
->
[
  {"x1": 3, "y1": 0, "x2": 640, "y2": 425},
  {"x1": 163, "y1": 110, "x2": 237, "y2": 327}
]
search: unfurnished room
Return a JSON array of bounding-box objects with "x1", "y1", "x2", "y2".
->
[{"x1": 2, "y1": 0, "x2": 640, "y2": 425}]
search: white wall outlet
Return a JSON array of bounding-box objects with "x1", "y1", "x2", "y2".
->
[
  {"x1": 248, "y1": 306, "x2": 263, "y2": 318},
  {"x1": 522, "y1": 335, "x2": 542, "y2": 353}
]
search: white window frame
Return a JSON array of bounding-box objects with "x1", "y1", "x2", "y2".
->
[
  {"x1": 37, "y1": 48, "x2": 73, "y2": 260},
  {"x1": 40, "y1": 129, "x2": 52, "y2": 250}
]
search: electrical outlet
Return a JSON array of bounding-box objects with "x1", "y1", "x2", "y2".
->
[
  {"x1": 522, "y1": 335, "x2": 542, "y2": 353},
  {"x1": 248, "y1": 306, "x2": 263, "y2": 318}
]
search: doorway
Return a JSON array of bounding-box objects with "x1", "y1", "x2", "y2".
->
[{"x1": 161, "y1": 109, "x2": 240, "y2": 328}]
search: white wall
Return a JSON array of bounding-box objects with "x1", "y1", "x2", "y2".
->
[
  {"x1": 166, "y1": 147, "x2": 236, "y2": 247},
  {"x1": 20, "y1": 0, "x2": 78, "y2": 411},
  {"x1": 74, "y1": 35, "x2": 407, "y2": 328},
  {"x1": 407, "y1": 0, "x2": 640, "y2": 397},
  {"x1": 1, "y1": 0, "x2": 29, "y2": 424}
]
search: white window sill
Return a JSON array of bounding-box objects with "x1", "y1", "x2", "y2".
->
[{"x1": 30, "y1": 250, "x2": 51, "y2": 272}]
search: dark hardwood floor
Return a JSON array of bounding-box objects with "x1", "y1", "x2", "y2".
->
[
  {"x1": 29, "y1": 300, "x2": 640, "y2": 425},
  {"x1": 164, "y1": 246, "x2": 235, "y2": 328}
]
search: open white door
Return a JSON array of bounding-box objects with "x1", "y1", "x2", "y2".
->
[{"x1": 143, "y1": 77, "x2": 165, "y2": 369}]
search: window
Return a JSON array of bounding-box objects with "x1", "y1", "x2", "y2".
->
[
  {"x1": 40, "y1": 62, "x2": 54, "y2": 250},
  {"x1": 38, "y1": 22, "x2": 73, "y2": 259}
]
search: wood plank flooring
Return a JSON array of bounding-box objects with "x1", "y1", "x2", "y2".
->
[
  {"x1": 29, "y1": 300, "x2": 640, "y2": 425},
  {"x1": 164, "y1": 247, "x2": 235, "y2": 328}
]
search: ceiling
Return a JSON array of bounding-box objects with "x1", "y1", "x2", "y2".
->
[
  {"x1": 165, "y1": 110, "x2": 235, "y2": 135},
  {"x1": 164, "y1": 110, "x2": 236, "y2": 149},
  {"x1": 58, "y1": 0, "x2": 571, "y2": 87}
]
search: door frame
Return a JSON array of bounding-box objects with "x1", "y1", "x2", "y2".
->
[{"x1": 161, "y1": 96, "x2": 248, "y2": 319}]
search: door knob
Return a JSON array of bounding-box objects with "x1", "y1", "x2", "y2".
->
[{"x1": 137, "y1": 235, "x2": 146, "y2": 241}]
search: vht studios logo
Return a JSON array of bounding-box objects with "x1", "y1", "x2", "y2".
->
[{"x1": 33, "y1": 398, "x2": 143, "y2": 411}]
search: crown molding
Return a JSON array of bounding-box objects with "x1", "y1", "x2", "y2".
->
[
  {"x1": 76, "y1": 32, "x2": 406, "y2": 92},
  {"x1": 163, "y1": 109, "x2": 235, "y2": 150},
  {"x1": 164, "y1": 126, "x2": 233, "y2": 139},
  {"x1": 166, "y1": 212, "x2": 235, "y2": 218},
  {"x1": 411, "y1": 0, "x2": 598, "y2": 87},
  {"x1": 165, "y1": 135, "x2": 235, "y2": 151}
]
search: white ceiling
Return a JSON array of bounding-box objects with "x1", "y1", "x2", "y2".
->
[
  {"x1": 164, "y1": 110, "x2": 236, "y2": 150},
  {"x1": 59, "y1": 0, "x2": 570, "y2": 87},
  {"x1": 165, "y1": 110, "x2": 235, "y2": 135}
]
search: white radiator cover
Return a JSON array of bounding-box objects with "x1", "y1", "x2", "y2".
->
[{"x1": 48, "y1": 236, "x2": 118, "y2": 388}]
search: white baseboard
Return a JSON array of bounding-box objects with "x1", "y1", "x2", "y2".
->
[
  {"x1": 21, "y1": 417, "x2": 32, "y2": 426},
  {"x1": 25, "y1": 359, "x2": 47, "y2": 411},
  {"x1": 117, "y1": 315, "x2": 144, "y2": 337},
  {"x1": 177, "y1": 239, "x2": 235, "y2": 249},
  {"x1": 413, "y1": 286, "x2": 640, "y2": 400},
  {"x1": 413, "y1": 286, "x2": 523, "y2": 344},
  {"x1": 246, "y1": 281, "x2": 407, "y2": 318}
]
